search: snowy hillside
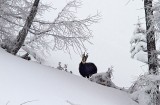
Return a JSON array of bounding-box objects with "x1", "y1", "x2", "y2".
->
[{"x1": 0, "y1": 48, "x2": 138, "y2": 105}]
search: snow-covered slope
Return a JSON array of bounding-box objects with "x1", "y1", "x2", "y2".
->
[{"x1": 0, "y1": 48, "x2": 138, "y2": 105}]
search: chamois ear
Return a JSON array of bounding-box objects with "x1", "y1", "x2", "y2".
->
[
  {"x1": 85, "y1": 53, "x2": 88, "y2": 60},
  {"x1": 81, "y1": 52, "x2": 86, "y2": 63},
  {"x1": 82, "y1": 52, "x2": 85, "y2": 58}
]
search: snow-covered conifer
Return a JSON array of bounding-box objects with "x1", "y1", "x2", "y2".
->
[{"x1": 130, "y1": 20, "x2": 148, "y2": 63}]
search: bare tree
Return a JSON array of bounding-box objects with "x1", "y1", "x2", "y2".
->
[
  {"x1": 129, "y1": 0, "x2": 160, "y2": 104},
  {"x1": 23, "y1": 0, "x2": 99, "y2": 56},
  {"x1": 0, "y1": 0, "x2": 49, "y2": 55},
  {"x1": 144, "y1": 0, "x2": 159, "y2": 105},
  {"x1": 144, "y1": 0, "x2": 158, "y2": 75},
  {"x1": 0, "y1": 0, "x2": 99, "y2": 62},
  {"x1": 130, "y1": 0, "x2": 159, "y2": 105},
  {"x1": 7, "y1": 0, "x2": 40, "y2": 55}
]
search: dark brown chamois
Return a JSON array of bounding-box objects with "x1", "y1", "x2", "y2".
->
[{"x1": 79, "y1": 53, "x2": 97, "y2": 78}]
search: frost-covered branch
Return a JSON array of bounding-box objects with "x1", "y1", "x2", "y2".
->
[
  {"x1": 0, "y1": 0, "x2": 100, "y2": 58},
  {"x1": 90, "y1": 67, "x2": 127, "y2": 92},
  {"x1": 0, "y1": 0, "x2": 48, "y2": 38},
  {"x1": 0, "y1": 0, "x2": 99, "y2": 63},
  {"x1": 26, "y1": 0, "x2": 100, "y2": 54},
  {"x1": 22, "y1": 45, "x2": 46, "y2": 63},
  {"x1": 129, "y1": 73, "x2": 160, "y2": 105}
]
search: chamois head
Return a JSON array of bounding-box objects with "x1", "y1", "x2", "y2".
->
[{"x1": 81, "y1": 52, "x2": 88, "y2": 64}]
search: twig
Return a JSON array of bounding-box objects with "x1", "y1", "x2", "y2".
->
[
  {"x1": 66, "y1": 100, "x2": 80, "y2": 105},
  {"x1": 6, "y1": 101, "x2": 10, "y2": 105},
  {"x1": 20, "y1": 100, "x2": 38, "y2": 105}
]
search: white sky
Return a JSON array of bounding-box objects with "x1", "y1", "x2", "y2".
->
[{"x1": 42, "y1": 0, "x2": 148, "y2": 87}]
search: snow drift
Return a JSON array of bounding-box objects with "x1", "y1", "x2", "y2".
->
[{"x1": 0, "y1": 48, "x2": 138, "y2": 105}]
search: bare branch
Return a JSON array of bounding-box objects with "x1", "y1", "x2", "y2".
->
[
  {"x1": 20, "y1": 100, "x2": 38, "y2": 105},
  {"x1": 25, "y1": 0, "x2": 100, "y2": 54}
]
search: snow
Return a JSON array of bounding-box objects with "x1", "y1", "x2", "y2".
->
[
  {"x1": 134, "y1": 50, "x2": 148, "y2": 64},
  {"x1": 131, "y1": 90, "x2": 151, "y2": 105},
  {"x1": 0, "y1": 48, "x2": 138, "y2": 105},
  {"x1": 90, "y1": 72, "x2": 115, "y2": 86},
  {"x1": 130, "y1": 33, "x2": 146, "y2": 44},
  {"x1": 89, "y1": 69, "x2": 129, "y2": 93},
  {"x1": 130, "y1": 41, "x2": 147, "y2": 58},
  {"x1": 129, "y1": 74, "x2": 160, "y2": 105}
]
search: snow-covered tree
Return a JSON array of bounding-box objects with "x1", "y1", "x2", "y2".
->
[
  {"x1": 142, "y1": 1, "x2": 159, "y2": 104},
  {"x1": 130, "y1": 20, "x2": 148, "y2": 63},
  {"x1": 8, "y1": 0, "x2": 40, "y2": 55},
  {"x1": 90, "y1": 67, "x2": 127, "y2": 91},
  {"x1": 0, "y1": 0, "x2": 50, "y2": 61},
  {"x1": 129, "y1": 73, "x2": 160, "y2": 105},
  {"x1": 130, "y1": 0, "x2": 160, "y2": 105},
  {"x1": 0, "y1": 0, "x2": 99, "y2": 62}
]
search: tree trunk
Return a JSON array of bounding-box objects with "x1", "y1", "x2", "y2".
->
[
  {"x1": 144, "y1": 0, "x2": 159, "y2": 105},
  {"x1": 9, "y1": 0, "x2": 40, "y2": 55}
]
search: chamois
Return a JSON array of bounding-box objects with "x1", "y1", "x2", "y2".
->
[{"x1": 79, "y1": 53, "x2": 97, "y2": 78}]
